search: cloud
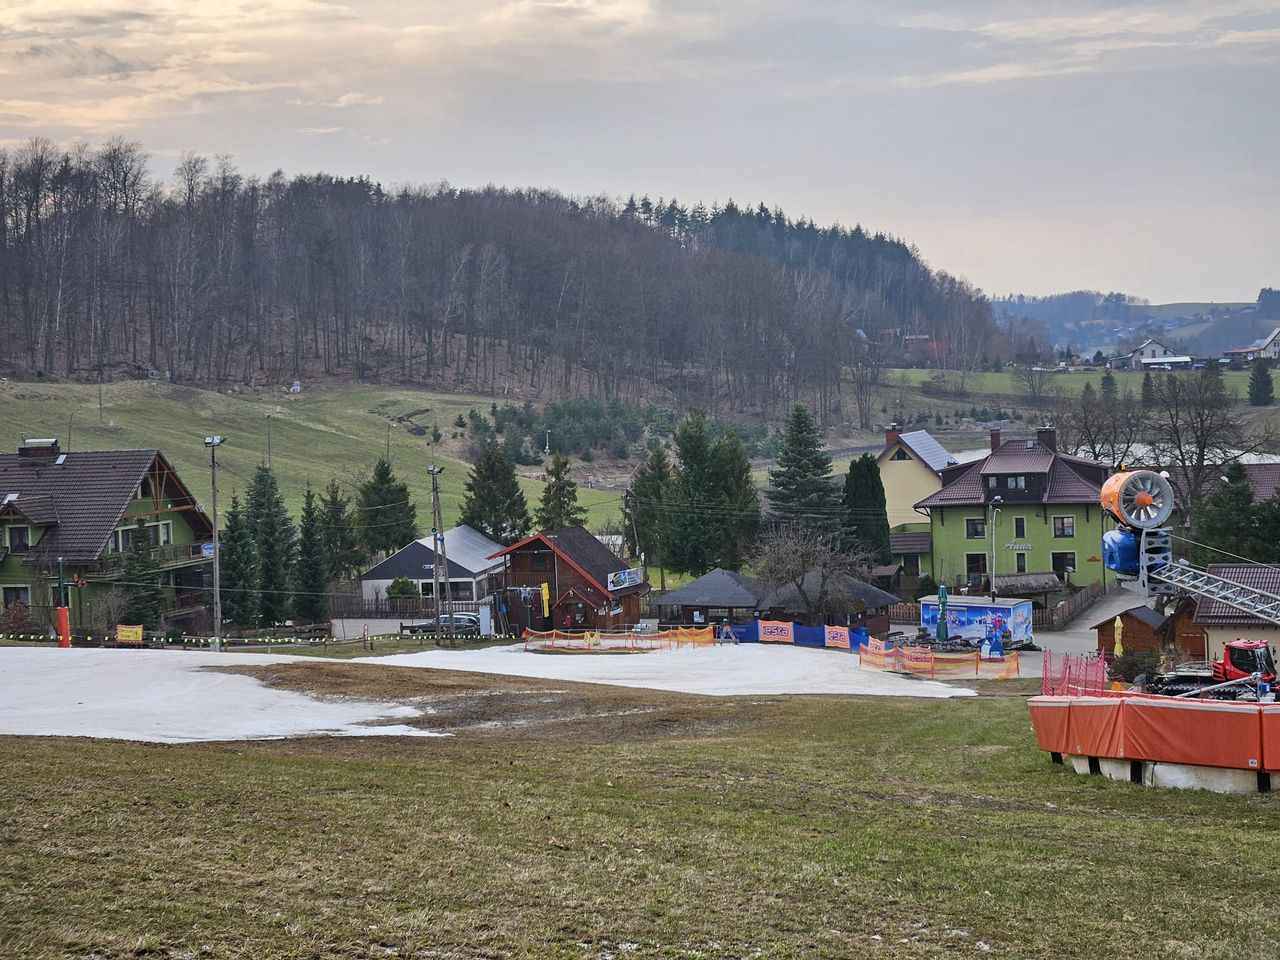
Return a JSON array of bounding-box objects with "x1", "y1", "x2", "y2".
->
[{"x1": 295, "y1": 126, "x2": 344, "y2": 135}]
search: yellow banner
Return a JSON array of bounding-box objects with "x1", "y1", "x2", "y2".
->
[
  {"x1": 116, "y1": 624, "x2": 144, "y2": 645},
  {"x1": 540, "y1": 582, "x2": 550, "y2": 617}
]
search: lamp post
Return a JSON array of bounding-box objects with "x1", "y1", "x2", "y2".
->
[
  {"x1": 204, "y1": 435, "x2": 228, "y2": 652},
  {"x1": 988, "y1": 495, "x2": 1003, "y2": 602}
]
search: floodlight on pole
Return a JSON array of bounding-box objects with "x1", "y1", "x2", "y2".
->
[{"x1": 203, "y1": 436, "x2": 228, "y2": 652}]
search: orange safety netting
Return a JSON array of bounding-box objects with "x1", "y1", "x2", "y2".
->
[
  {"x1": 1041, "y1": 649, "x2": 1109, "y2": 696},
  {"x1": 859, "y1": 645, "x2": 1021, "y2": 680},
  {"x1": 523, "y1": 626, "x2": 715, "y2": 652}
]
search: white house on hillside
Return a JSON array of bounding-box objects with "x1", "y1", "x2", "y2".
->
[{"x1": 360, "y1": 524, "x2": 506, "y2": 602}]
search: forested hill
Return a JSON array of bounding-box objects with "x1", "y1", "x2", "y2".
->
[{"x1": 0, "y1": 139, "x2": 994, "y2": 421}]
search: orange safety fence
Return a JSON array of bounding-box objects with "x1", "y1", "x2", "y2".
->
[
  {"x1": 1041, "y1": 649, "x2": 1109, "y2": 696},
  {"x1": 523, "y1": 626, "x2": 715, "y2": 652},
  {"x1": 858, "y1": 645, "x2": 1021, "y2": 679}
]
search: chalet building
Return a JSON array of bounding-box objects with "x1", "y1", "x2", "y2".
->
[
  {"x1": 490, "y1": 526, "x2": 649, "y2": 633},
  {"x1": 913, "y1": 427, "x2": 1110, "y2": 598},
  {"x1": 876, "y1": 424, "x2": 958, "y2": 528},
  {"x1": 360, "y1": 525, "x2": 505, "y2": 602},
  {"x1": 0, "y1": 439, "x2": 213, "y2": 631},
  {"x1": 1092, "y1": 600, "x2": 1205, "y2": 660}
]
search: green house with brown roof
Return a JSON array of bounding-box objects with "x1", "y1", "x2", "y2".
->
[
  {"x1": 913, "y1": 427, "x2": 1111, "y2": 598},
  {"x1": 0, "y1": 439, "x2": 213, "y2": 634}
]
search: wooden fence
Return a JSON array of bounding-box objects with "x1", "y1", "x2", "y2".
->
[{"x1": 888, "y1": 581, "x2": 1106, "y2": 632}]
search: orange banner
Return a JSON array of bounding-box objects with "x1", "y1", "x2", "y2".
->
[
  {"x1": 758, "y1": 620, "x2": 794, "y2": 644},
  {"x1": 824, "y1": 626, "x2": 850, "y2": 649}
]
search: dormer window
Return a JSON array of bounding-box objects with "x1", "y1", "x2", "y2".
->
[
  {"x1": 891, "y1": 449, "x2": 911, "y2": 461},
  {"x1": 8, "y1": 525, "x2": 30, "y2": 553}
]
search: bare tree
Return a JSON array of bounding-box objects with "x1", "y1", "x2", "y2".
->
[
  {"x1": 756, "y1": 525, "x2": 874, "y2": 625},
  {"x1": 1010, "y1": 364, "x2": 1054, "y2": 406}
]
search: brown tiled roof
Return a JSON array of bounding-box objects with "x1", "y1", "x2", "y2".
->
[
  {"x1": 0, "y1": 449, "x2": 207, "y2": 565},
  {"x1": 915, "y1": 461, "x2": 985, "y2": 508},
  {"x1": 3, "y1": 494, "x2": 59, "y2": 525},
  {"x1": 493, "y1": 526, "x2": 647, "y2": 598},
  {"x1": 890, "y1": 530, "x2": 932, "y2": 554},
  {"x1": 916, "y1": 439, "x2": 1105, "y2": 509},
  {"x1": 978, "y1": 440, "x2": 1055, "y2": 475},
  {"x1": 655, "y1": 568, "x2": 761, "y2": 608},
  {"x1": 1044, "y1": 461, "x2": 1101, "y2": 503},
  {"x1": 1193, "y1": 564, "x2": 1280, "y2": 626}
]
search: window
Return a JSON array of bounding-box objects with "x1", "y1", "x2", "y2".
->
[
  {"x1": 530, "y1": 551, "x2": 549, "y2": 572},
  {"x1": 2, "y1": 585, "x2": 29, "y2": 609},
  {"x1": 902, "y1": 554, "x2": 920, "y2": 576},
  {"x1": 1016, "y1": 552, "x2": 1027, "y2": 573},
  {"x1": 160, "y1": 522, "x2": 172, "y2": 546},
  {"x1": 1051, "y1": 552, "x2": 1076, "y2": 579},
  {"x1": 988, "y1": 476, "x2": 997, "y2": 489},
  {"x1": 891, "y1": 449, "x2": 911, "y2": 461},
  {"x1": 965, "y1": 518, "x2": 986, "y2": 539},
  {"x1": 1014, "y1": 517, "x2": 1026, "y2": 538},
  {"x1": 8, "y1": 525, "x2": 30, "y2": 553},
  {"x1": 1053, "y1": 516, "x2": 1075, "y2": 538},
  {"x1": 965, "y1": 554, "x2": 987, "y2": 585},
  {"x1": 1006, "y1": 475, "x2": 1026, "y2": 490}
]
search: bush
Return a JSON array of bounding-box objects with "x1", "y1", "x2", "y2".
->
[
  {"x1": 1110, "y1": 649, "x2": 1162, "y2": 683},
  {"x1": 386, "y1": 576, "x2": 420, "y2": 599},
  {"x1": 913, "y1": 574, "x2": 938, "y2": 600}
]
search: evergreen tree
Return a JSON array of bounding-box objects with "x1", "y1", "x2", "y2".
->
[
  {"x1": 767, "y1": 403, "x2": 839, "y2": 535},
  {"x1": 246, "y1": 465, "x2": 296, "y2": 626},
  {"x1": 318, "y1": 479, "x2": 360, "y2": 584},
  {"x1": 1100, "y1": 370, "x2": 1117, "y2": 403},
  {"x1": 1191, "y1": 462, "x2": 1264, "y2": 564},
  {"x1": 458, "y1": 446, "x2": 531, "y2": 545},
  {"x1": 1249, "y1": 358, "x2": 1274, "y2": 406},
  {"x1": 121, "y1": 517, "x2": 163, "y2": 629},
  {"x1": 1141, "y1": 370, "x2": 1155, "y2": 408},
  {"x1": 842, "y1": 453, "x2": 891, "y2": 563},
  {"x1": 662, "y1": 412, "x2": 722, "y2": 575},
  {"x1": 356, "y1": 456, "x2": 419, "y2": 556},
  {"x1": 624, "y1": 446, "x2": 669, "y2": 568},
  {"x1": 218, "y1": 494, "x2": 260, "y2": 628},
  {"x1": 293, "y1": 485, "x2": 330, "y2": 624},
  {"x1": 534, "y1": 453, "x2": 587, "y2": 530},
  {"x1": 711, "y1": 430, "x2": 761, "y2": 570}
]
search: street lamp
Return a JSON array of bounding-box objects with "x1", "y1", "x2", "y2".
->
[
  {"x1": 204, "y1": 435, "x2": 228, "y2": 652},
  {"x1": 988, "y1": 495, "x2": 1003, "y2": 602}
]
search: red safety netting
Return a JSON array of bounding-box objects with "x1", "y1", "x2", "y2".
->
[
  {"x1": 523, "y1": 626, "x2": 715, "y2": 653},
  {"x1": 1041, "y1": 649, "x2": 1109, "y2": 696}
]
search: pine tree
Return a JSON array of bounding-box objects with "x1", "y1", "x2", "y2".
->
[
  {"x1": 624, "y1": 446, "x2": 668, "y2": 567},
  {"x1": 121, "y1": 517, "x2": 163, "y2": 628},
  {"x1": 1249, "y1": 358, "x2": 1274, "y2": 406},
  {"x1": 661, "y1": 412, "x2": 722, "y2": 575},
  {"x1": 458, "y1": 446, "x2": 531, "y2": 545},
  {"x1": 293, "y1": 485, "x2": 330, "y2": 623},
  {"x1": 246, "y1": 465, "x2": 296, "y2": 626},
  {"x1": 535, "y1": 453, "x2": 587, "y2": 530},
  {"x1": 356, "y1": 456, "x2": 418, "y2": 556},
  {"x1": 1100, "y1": 370, "x2": 1117, "y2": 403},
  {"x1": 219, "y1": 493, "x2": 260, "y2": 627},
  {"x1": 1192, "y1": 462, "x2": 1263, "y2": 564},
  {"x1": 1141, "y1": 370, "x2": 1155, "y2": 408},
  {"x1": 767, "y1": 403, "x2": 839, "y2": 535},
  {"x1": 711, "y1": 430, "x2": 760, "y2": 570},
  {"x1": 842, "y1": 453, "x2": 891, "y2": 563},
  {"x1": 318, "y1": 479, "x2": 360, "y2": 584}
]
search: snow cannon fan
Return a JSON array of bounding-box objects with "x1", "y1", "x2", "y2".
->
[{"x1": 1099, "y1": 470, "x2": 1175, "y2": 530}]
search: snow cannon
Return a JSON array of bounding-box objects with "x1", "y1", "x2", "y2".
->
[{"x1": 1100, "y1": 470, "x2": 1175, "y2": 530}]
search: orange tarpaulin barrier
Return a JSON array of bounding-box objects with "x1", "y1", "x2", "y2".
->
[
  {"x1": 1262, "y1": 706, "x2": 1280, "y2": 773},
  {"x1": 1122, "y1": 697, "x2": 1262, "y2": 770},
  {"x1": 1066, "y1": 697, "x2": 1127, "y2": 759},
  {"x1": 1026, "y1": 697, "x2": 1073, "y2": 754}
]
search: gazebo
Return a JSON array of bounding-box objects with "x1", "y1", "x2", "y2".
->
[{"x1": 652, "y1": 568, "x2": 762, "y2": 625}]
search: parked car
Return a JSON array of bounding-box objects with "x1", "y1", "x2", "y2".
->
[{"x1": 403, "y1": 613, "x2": 481, "y2": 636}]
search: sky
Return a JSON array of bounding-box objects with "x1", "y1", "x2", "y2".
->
[{"x1": 1, "y1": 0, "x2": 1278, "y2": 303}]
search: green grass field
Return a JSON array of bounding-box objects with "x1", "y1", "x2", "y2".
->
[
  {"x1": 885, "y1": 367, "x2": 1251, "y2": 401},
  {"x1": 0, "y1": 380, "x2": 621, "y2": 528},
  {"x1": 1, "y1": 662, "x2": 1276, "y2": 958}
]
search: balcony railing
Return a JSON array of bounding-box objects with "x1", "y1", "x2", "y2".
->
[{"x1": 91, "y1": 541, "x2": 213, "y2": 575}]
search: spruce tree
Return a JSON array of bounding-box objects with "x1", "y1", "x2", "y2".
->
[
  {"x1": 121, "y1": 517, "x2": 163, "y2": 629},
  {"x1": 534, "y1": 453, "x2": 587, "y2": 530},
  {"x1": 624, "y1": 446, "x2": 668, "y2": 569},
  {"x1": 842, "y1": 453, "x2": 891, "y2": 563},
  {"x1": 1141, "y1": 370, "x2": 1155, "y2": 408},
  {"x1": 458, "y1": 446, "x2": 531, "y2": 545},
  {"x1": 1192, "y1": 462, "x2": 1262, "y2": 564},
  {"x1": 1249, "y1": 358, "x2": 1274, "y2": 406},
  {"x1": 356, "y1": 456, "x2": 418, "y2": 556},
  {"x1": 767, "y1": 403, "x2": 839, "y2": 536},
  {"x1": 219, "y1": 494, "x2": 260, "y2": 628},
  {"x1": 318, "y1": 479, "x2": 360, "y2": 584},
  {"x1": 293, "y1": 485, "x2": 330, "y2": 623},
  {"x1": 246, "y1": 465, "x2": 296, "y2": 626},
  {"x1": 1100, "y1": 370, "x2": 1117, "y2": 403},
  {"x1": 711, "y1": 430, "x2": 761, "y2": 570},
  {"x1": 662, "y1": 412, "x2": 722, "y2": 575}
]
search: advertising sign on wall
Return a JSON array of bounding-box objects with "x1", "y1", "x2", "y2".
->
[
  {"x1": 759, "y1": 620, "x2": 794, "y2": 644},
  {"x1": 606, "y1": 568, "x2": 644, "y2": 592},
  {"x1": 919, "y1": 598, "x2": 1033, "y2": 647}
]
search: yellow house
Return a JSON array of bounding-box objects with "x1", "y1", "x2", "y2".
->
[{"x1": 876, "y1": 426, "x2": 959, "y2": 528}]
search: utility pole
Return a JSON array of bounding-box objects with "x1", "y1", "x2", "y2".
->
[
  {"x1": 428, "y1": 464, "x2": 445, "y2": 642},
  {"x1": 266, "y1": 414, "x2": 272, "y2": 469},
  {"x1": 204, "y1": 436, "x2": 228, "y2": 652},
  {"x1": 988, "y1": 495, "x2": 1003, "y2": 602}
]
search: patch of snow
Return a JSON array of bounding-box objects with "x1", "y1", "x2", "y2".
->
[
  {"x1": 0, "y1": 648, "x2": 442, "y2": 743},
  {"x1": 357, "y1": 643, "x2": 975, "y2": 698}
]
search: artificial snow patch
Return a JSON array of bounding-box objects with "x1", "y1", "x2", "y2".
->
[
  {"x1": 360, "y1": 643, "x2": 974, "y2": 697},
  {"x1": 0, "y1": 648, "x2": 442, "y2": 743}
]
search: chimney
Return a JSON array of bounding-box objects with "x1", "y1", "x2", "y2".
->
[
  {"x1": 989, "y1": 428, "x2": 1002, "y2": 453},
  {"x1": 18, "y1": 438, "x2": 60, "y2": 460},
  {"x1": 1037, "y1": 426, "x2": 1057, "y2": 452},
  {"x1": 885, "y1": 422, "x2": 901, "y2": 447}
]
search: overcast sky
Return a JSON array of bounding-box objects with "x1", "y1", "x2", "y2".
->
[{"x1": 2, "y1": 0, "x2": 1277, "y2": 302}]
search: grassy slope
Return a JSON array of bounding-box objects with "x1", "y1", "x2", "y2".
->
[
  {"x1": 1, "y1": 667, "x2": 1277, "y2": 959},
  {"x1": 0, "y1": 380, "x2": 620, "y2": 528},
  {"x1": 885, "y1": 367, "x2": 1252, "y2": 400}
]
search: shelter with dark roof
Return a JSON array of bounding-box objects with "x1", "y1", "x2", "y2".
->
[
  {"x1": 0, "y1": 439, "x2": 213, "y2": 630},
  {"x1": 359, "y1": 524, "x2": 505, "y2": 603},
  {"x1": 758, "y1": 570, "x2": 900, "y2": 631},
  {"x1": 913, "y1": 427, "x2": 1110, "y2": 597},
  {"x1": 1193, "y1": 564, "x2": 1280, "y2": 661},
  {"x1": 1091, "y1": 600, "x2": 1205, "y2": 659},
  {"x1": 489, "y1": 526, "x2": 649, "y2": 633},
  {"x1": 651, "y1": 568, "x2": 762, "y2": 625}
]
